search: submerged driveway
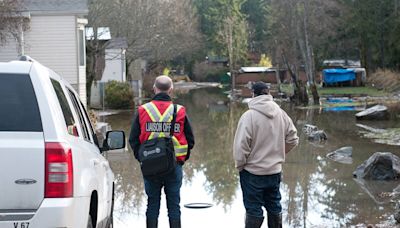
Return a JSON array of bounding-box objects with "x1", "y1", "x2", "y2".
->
[{"x1": 104, "y1": 87, "x2": 400, "y2": 228}]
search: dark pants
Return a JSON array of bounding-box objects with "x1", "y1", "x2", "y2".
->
[
  {"x1": 240, "y1": 169, "x2": 282, "y2": 218},
  {"x1": 144, "y1": 165, "x2": 183, "y2": 220}
]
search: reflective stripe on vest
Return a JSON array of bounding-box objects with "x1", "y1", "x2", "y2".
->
[{"x1": 142, "y1": 102, "x2": 188, "y2": 157}]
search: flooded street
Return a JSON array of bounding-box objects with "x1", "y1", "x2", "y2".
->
[{"x1": 103, "y1": 88, "x2": 400, "y2": 228}]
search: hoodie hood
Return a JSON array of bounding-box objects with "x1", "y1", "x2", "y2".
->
[{"x1": 248, "y1": 95, "x2": 280, "y2": 118}]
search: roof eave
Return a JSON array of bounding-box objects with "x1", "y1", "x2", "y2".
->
[{"x1": 25, "y1": 9, "x2": 88, "y2": 16}]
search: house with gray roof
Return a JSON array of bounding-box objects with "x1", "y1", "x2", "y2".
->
[
  {"x1": 101, "y1": 37, "x2": 128, "y2": 83},
  {"x1": 0, "y1": 0, "x2": 89, "y2": 104}
]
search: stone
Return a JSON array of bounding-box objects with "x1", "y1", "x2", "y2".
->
[
  {"x1": 302, "y1": 124, "x2": 318, "y2": 134},
  {"x1": 395, "y1": 202, "x2": 400, "y2": 223},
  {"x1": 307, "y1": 130, "x2": 328, "y2": 141},
  {"x1": 327, "y1": 146, "x2": 353, "y2": 164},
  {"x1": 355, "y1": 105, "x2": 389, "y2": 121},
  {"x1": 302, "y1": 124, "x2": 327, "y2": 142},
  {"x1": 353, "y1": 152, "x2": 400, "y2": 180}
]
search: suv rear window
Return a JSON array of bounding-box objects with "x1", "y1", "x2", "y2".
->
[{"x1": 0, "y1": 73, "x2": 42, "y2": 131}]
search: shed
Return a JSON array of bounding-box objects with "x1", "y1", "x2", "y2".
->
[{"x1": 236, "y1": 67, "x2": 278, "y2": 84}]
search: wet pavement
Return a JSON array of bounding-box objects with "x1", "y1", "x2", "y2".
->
[{"x1": 102, "y1": 87, "x2": 400, "y2": 228}]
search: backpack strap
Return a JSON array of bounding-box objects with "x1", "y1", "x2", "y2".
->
[{"x1": 169, "y1": 104, "x2": 177, "y2": 138}]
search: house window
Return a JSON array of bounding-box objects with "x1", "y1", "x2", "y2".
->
[{"x1": 79, "y1": 29, "x2": 85, "y2": 66}]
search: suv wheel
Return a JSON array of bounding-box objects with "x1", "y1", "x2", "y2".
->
[{"x1": 87, "y1": 214, "x2": 93, "y2": 228}]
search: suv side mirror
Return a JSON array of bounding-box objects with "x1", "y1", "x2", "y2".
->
[{"x1": 101, "y1": 130, "x2": 125, "y2": 152}]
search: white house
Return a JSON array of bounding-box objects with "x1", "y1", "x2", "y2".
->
[
  {"x1": 101, "y1": 37, "x2": 128, "y2": 82},
  {"x1": 86, "y1": 33, "x2": 128, "y2": 109},
  {"x1": 0, "y1": 0, "x2": 89, "y2": 104},
  {"x1": 85, "y1": 28, "x2": 127, "y2": 82}
]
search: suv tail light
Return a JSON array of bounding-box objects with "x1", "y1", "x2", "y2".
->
[{"x1": 45, "y1": 142, "x2": 73, "y2": 198}]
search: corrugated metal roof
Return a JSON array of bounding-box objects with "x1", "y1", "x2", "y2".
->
[
  {"x1": 322, "y1": 59, "x2": 361, "y2": 68},
  {"x1": 239, "y1": 67, "x2": 274, "y2": 73},
  {"x1": 22, "y1": 0, "x2": 88, "y2": 14}
]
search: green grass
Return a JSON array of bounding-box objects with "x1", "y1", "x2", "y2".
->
[
  {"x1": 278, "y1": 84, "x2": 389, "y2": 97},
  {"x1": 279, "y1": 84, "x2": 294, "y2": 94},
  {"x1": 317, "y1": 86, "x2": 388, "y2": 96}
]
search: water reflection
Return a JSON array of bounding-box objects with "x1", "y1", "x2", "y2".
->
[
  {"x1": 104, "y1": 88, "x2": 400, "y2": 227},
  {"x1": 176, "y1": 88, "x2": 246, "y2": 207}
]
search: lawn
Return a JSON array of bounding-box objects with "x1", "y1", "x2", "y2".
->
[
  {"x1": 279, "y1": 84, "x2": 389, "y2": 97},
  {"x1": 317, "y1": 86, "x2": 388, "y2": 96}
]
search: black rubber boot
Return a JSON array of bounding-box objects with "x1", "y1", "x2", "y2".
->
[
  {"x1": 169, "y1": 219, "x2": 181, "y2": 228},
  {"x1": 146, "y1": 218, "x2": 158, "y2": 228},
  {"x1": 245, "y1": 215, "x2": 264, "y2": 228},
  {"x1": 267, "y1": 213, "x2": 282, "y2": 228}
]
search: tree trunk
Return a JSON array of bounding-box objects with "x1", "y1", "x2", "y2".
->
[
  {"x1": 309, "y1": 83, "x2": 319, "y2": 105},
  {"x1": 300, "y1": 0, "x2": 319, "y2": 104},
  {"x1": 360, "y1": 40, "x2": 367, "y2": 72},
  {"x1": 227, "y1": 17, "x2": 236, "y2": 101},
  {"x1": 282, "y1": 51, "x2": 308, "y2": 106},
  {"x1": 275, "y1": 64, "x2": 281, "y2": 93},
  {"x1": 86, "y1": 50, "x2": 96, "y2": 106}
]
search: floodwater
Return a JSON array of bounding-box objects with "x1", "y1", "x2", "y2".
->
[{"x1": 103, "y1": 88, "x2": 400, "y2": 228}]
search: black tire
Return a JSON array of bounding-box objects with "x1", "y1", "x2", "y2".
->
[
  {"x1": 105, "y1": 190, "x2": 114, "y2": 228},
  {"x1": 87, "y1": 214, "x2": 93, "y2": 228}
]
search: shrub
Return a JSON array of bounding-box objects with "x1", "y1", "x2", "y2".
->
[
  {"x1": 193, "y1": 61, "x2": 228, "y2": 82},
  {"x1": 105, "y1": 80, "x2": 134, "y2": 109},
  {"x1": 369, "y1": 69, "x2": 400, "y2": 92}
]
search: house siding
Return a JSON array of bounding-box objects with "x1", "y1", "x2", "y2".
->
[
  {"x1": 0, "y1": 38, "x2": 19, "y2": 61},
  {"x1": 101, "y1": 48, "x2": 126, "y2": 82},
  {"x1": 24, "y1": 15, "x2": 78, "y2": 85},
  {"x1": 0, "y1": 16, "x2": 78, "y2": 86},
  {"x1": 0, "y1": 15, "x2": 89, "y2": 103}
]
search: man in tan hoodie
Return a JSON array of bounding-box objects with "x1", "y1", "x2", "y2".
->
[{"x1": 233, "y1": 81, "x2": 299, "y2": 228}]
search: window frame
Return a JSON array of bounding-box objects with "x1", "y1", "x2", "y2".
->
[
  {"x1": 78, "y1": 100, "x2": 99, "y2": 147},
  {"x1": 67, "y1": 88, "x2": 92, "y2": 143},
  {"x1": 51, "y1": 79, "x2": 79, "y2": 137}
]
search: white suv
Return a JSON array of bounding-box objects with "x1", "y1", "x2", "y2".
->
[{"x1": 0, "y1": 57, "x2": 125, "y2": 228}]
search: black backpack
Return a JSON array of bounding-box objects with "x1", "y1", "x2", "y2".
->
[{"x1": 138, "y1": 104, "x2": 177, "y2": 178}]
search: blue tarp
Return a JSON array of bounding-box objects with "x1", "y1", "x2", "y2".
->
[
  {"x1": 323, "y1": 106, "x2": 356, "y2": 112},
  {"x1": 323, "y1": 69, "x2": 355, "y2": 84}
]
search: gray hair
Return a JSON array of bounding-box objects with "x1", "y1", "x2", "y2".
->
[{"x1": 154, "y1": 75, "x2": 173, "y2": 92}]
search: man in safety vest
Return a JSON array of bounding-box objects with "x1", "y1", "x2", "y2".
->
[{"x1": 129, "y1": 75, "x2": 195, "y2": 228}]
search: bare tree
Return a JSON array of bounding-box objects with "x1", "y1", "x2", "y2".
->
[
  {"x1": 88, "y1": 0, "x2": 202, "y2": 74},
  {"x1": 0, "y1": 0, "x2": 29, "y2": 50},
  {"x1": 268, "y1": 0, "x2": 341, "y2": 105},
  {"x1": 218, "y1": 15, "x2": 247, "y2": 100},
  {"x1": 86, "y1": 0, "x2": 116, "y2": 103},
  {"x1": 86, "y1": 0, "x2": 202, "y2": 101},
  {"x1": 107, "y1": 0, "x2": 202, "y2": 67},
  {"x1": 296, "y1": 0, "x2": 319, "y2": 104},
  {"x1": 268, "y1": 0, "x2": 309, "y2": 105}
]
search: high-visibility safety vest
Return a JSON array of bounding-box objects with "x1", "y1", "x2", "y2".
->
[{"x1": 138, "y1": 100, "x2": 189, "y2": 162}]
